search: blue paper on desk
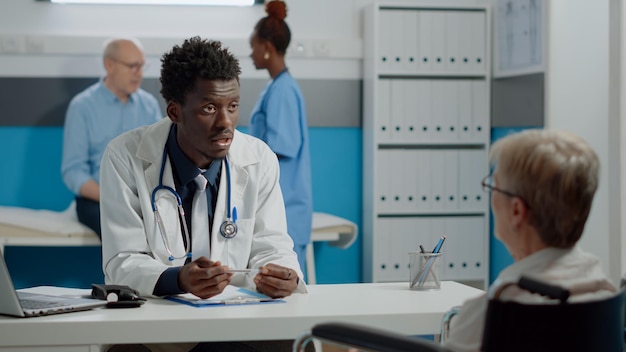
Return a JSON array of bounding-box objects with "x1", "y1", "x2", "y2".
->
[{"x1": 166, "y1": 285, "x2": 285, "y2": 307}]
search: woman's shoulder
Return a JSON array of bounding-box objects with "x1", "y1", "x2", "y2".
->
[{"x1": 272, "y1": 71, "x2": 301, "y2": 92}]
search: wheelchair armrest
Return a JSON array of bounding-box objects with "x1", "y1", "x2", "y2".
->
[
  {"x1": 310, "y1": 322, "x2": 450, "y2": 352},
  {"x1": 440, "y1": 306, "x2": 461, "y2": 344}
]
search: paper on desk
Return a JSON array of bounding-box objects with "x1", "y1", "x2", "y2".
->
[{"x1": 165, "y1": 285, "x2": 285, "y2": 307}]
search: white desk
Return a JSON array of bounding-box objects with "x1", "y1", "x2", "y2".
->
[{"x1": 0, "y1": 282, "x2": 482, "y2": 351}]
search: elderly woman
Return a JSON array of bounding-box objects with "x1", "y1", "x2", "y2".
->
[{"x1": 444, "y1": 129, "x2": 616, "y2": 352}]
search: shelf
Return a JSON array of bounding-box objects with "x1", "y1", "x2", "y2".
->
[
  {"x1": 379, "y1": 4, "x2": 488, "y2": 11},
  {"x1": 362, "y1": 2, "x2": 491, "y2": 285},
  {"x1": 378, "y1": 72, "x2": 487, "y2": 79},
  {"x1": 377, "y1": 211, "x2": 486, "y2": 217},
  {"x1": 377, "y1": 142, "x2": 487, "y2": 149}
]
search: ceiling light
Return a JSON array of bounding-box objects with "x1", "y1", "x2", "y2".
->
[{"x1": 48, "y1": 0, "x2": 256, "y2": 6}]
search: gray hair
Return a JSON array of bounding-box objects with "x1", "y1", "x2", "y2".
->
[{"x1": 489, "y1": 129, "x2": 599, "y2": 247}]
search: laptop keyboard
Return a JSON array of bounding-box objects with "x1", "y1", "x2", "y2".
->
[{"x1": 20, "y1": 299, "x2": 70, "y2": 309}]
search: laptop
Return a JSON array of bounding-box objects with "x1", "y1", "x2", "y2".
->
[{"x1": 0, "y1": 251, "x2": 106, "y2": 317}]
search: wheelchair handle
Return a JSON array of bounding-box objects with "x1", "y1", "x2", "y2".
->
[{"x1": 518, "y1": 276, "x2": 570, "y2": 303}]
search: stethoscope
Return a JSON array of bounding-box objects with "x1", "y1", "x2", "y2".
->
[{"x1": 151, "y1": 147, "x2": 238, "y2": 261}]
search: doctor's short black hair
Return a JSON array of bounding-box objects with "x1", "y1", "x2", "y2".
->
[{"x1": 159, "y1": 36, "x2": 241, "y2": 104}]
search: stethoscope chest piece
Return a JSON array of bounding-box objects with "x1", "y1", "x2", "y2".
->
[{"x1": 220, "y1": 220, "x2": 237, "y2": 239}]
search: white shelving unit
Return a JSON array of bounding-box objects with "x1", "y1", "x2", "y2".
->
[{"x1": 362, "y1": 2, "x2": 491, "y2": 287}]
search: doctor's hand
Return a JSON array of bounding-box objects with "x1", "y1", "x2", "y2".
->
[
  {"x1": 253, "y1": 263, "x2": 299, "y2": 298},
  {"x1": 178, "y1": 257, "x2": 233, "y2": 299}
]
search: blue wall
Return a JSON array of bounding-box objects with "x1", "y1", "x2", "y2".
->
[
  {"x1": 0, "y1": 127, "x2": 75, "y2": 210},
  {"x1": 0, "y1": 126, "x2": 362, "y2": 289}
]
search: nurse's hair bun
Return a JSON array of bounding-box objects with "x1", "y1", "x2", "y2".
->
[{"x1": 265, "y1": 0, "x2": 287, "y2": 21}]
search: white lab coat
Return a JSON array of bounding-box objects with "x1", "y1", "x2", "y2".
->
[{"x1": 100, "y1": 118, "x2": 307, "y2": 297}]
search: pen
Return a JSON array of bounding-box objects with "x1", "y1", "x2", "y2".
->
[
  {"x1": 417, "y1": 235, "x2": 446, "y2": 286},
  {"x1": 227, "y1": 269, "x2": 263, "y2": 274},
  {"x1": 410, "y1": 244, "x2": 428, "y2": 288},
  {"x1": 431, "y1": 235, "x2": 446, "y2": 254}
]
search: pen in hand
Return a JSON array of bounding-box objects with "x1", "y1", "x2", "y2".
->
[{"x1": 226, "y1": 269, "x2": 263, "y2": 274}]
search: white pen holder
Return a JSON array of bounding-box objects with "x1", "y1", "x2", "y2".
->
[{"x1": 409, "y1": 251, "x2": 442, "y2": 291}]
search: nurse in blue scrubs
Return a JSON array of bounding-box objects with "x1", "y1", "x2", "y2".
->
[{"x1": 249, "y1": 0, "x2": 313, "y2": 275}]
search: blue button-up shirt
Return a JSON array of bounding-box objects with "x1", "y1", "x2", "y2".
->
[{"x1": 61, "y1": 79, "x2": 162, "y2": 195}]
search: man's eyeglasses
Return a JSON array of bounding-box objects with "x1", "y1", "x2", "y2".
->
[
  {"x1": 111, "y1": 58, "x2": 149, "y2": 72},
  {"x1": 481, "y1": 174, "x2": 530, "y2": 207}
]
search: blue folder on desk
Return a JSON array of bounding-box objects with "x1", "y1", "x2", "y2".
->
[{"x1": 166, "y1": 285, "x2": 285, "y2": 307}]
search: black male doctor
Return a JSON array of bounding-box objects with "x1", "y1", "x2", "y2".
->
[{"x1": 99, "y1": 37, "x2": 305, "y2": 300}]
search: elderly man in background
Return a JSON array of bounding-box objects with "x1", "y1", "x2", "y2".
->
[{"x1": 61, "y1": 37, "x2": 162, "y2": 237}]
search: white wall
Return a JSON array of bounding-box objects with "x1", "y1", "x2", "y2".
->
[
  {"x1": 0, "y1": 1, "x2": 356, "y2": 39},
  {"x1": 0, "y1": 0, "x2": 488, "y2": 39},
  {"x1": 0, "y1": 0, "x2": 366, "y2": 79},
  {"x1": 0, "y1": 0, "x2": 488, "y2": 79},
  {"x1": 546, "y1": 0, "x2": 623, "y2": 283}
]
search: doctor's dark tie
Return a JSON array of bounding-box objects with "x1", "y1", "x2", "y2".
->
[
  {"x1": 191, "y1": 174, "x2": 211, "y2": 260},
  {"x1": 205, "y1": 170, "x2": 219, "y2": 231}
]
